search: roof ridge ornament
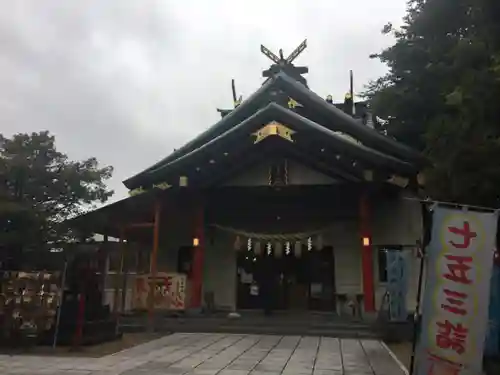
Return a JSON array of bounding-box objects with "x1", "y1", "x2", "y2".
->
[
  {"x1": 253, "y1": 121, "x2": 295, "y2": 144},
  {"x1": 287, "y1": 97, "x2": 302, "y2": 109},
  {"x1": 232, "y1": 79, "x2": 242, "y2": 108},
  {"x1": 261, "y1": 39, "x2": 309, "y2": 87},
  {"x1": 260, "y1": 40, "x2": 308, "y2": 64},
  {"x1": 216, "y1": 79, "x2": 243, "y2": 117}
]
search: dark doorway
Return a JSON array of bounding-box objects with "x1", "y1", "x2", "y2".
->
[
  {"x1": 307, "y1": 246, "x2": 336, "y2": 311},
  {"x1": 236, "y1": 250, "x2": 286, "y2": 311},
  {"x1": 235, "y1": 245, "x2": 336, "y2": 312}
]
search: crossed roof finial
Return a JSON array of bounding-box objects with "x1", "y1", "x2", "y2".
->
[
  {"x1": 260, "y1": 39, "x2": 309, "y2": 86},
  {"x1": 260, "y1": 39, "x2": 307, "y2": 65}
]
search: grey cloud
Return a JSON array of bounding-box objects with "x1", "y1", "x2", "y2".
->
[{"x1": 0, "y1": 0, "x2": 406, "y2": 201}]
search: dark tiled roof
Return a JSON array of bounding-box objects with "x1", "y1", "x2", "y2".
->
[{"x1": 123, "y1": 72, "x2": 425, "y2": 190}]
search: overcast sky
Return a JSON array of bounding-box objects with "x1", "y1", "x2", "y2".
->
[{"x1": 0, "y1": 0, "x2": 407, "y2": 202}]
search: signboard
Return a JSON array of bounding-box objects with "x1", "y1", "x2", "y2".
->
[
  {"x1": 415, "y1": 206, "x2": 498, "y2": 375},
  {"x1": 132, "y1": 272, "x2": 187, "y2": 311},
  {"x1": 386, "y1": 249, "x2": 409, "y2": 322}
]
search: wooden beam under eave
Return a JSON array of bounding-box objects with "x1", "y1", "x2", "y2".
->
[
  {"x1": 278, "y1": 142, "x2": 363, "y2": 182},
  {"x1": 125, "y1": 222, "x2": 154, "y2": 229},
  {"x1": 200, "y1": 141, "x2": 274, "y2": 187}
]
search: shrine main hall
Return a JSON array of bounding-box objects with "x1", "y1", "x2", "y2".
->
[{"x1": 72, "y1": 41, "x2": 426, "y2": 318}]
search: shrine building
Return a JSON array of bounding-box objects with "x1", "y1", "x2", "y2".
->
[{"x1": 71, "y1": 40, "x2": 427, "y2": 317}]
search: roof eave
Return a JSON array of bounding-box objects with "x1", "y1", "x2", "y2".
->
[
  {"x1": 132, "y1": 103, "x2": 419, "y2": 188},
  {"x1": 274, "y1": 72, "x2": 427, "y2": 166},
  {"x1": 123, "y1": 77, "x2": 278, "y2": 189}
]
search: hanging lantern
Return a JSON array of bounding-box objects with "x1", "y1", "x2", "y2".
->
[
  {"x1": 247, "y1": 238, "x2": 253, "y2": 252},
  {"x1": 362, "y1": 236, "x2": 371, "y2": 247},
  {"x1": 307, "y1": 237, "x2": 313, "y2": 251},
  {"x1": 254, "y1": 241, "x2": 262, "y2": 256},
  {"x1": 294, "y1": 241, "x2": 302, "y2": 258},
  {"x1": 274, "y1": 242, "x2": 283, "y2": 258},
  {"x1": 316, "y1": 234, "x2": 323, "y2": 250},
  {"x1": 285, "y1": 241, "x2": 291, "y2": 256},
  {"x1": 234, "y1": 235, "x2": 241, "y2": 251},
  {"x1": 266, "y1": 242, "x2": 272, "y2": 256}
]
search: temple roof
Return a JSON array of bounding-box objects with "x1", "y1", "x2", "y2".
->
[{"x1": 123, "y1": 72, "x2": 426, "y2": 190}]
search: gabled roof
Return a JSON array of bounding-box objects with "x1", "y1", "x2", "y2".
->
[
  {"x1": 126, "y1": 102, "x2": 420, "y2": 190},
  {"x1": 123, "y1": 78, "x2": 277, "y2": 187},
  {"x1": 124, "y1": 72, "x2": 426, "y2": 190}
]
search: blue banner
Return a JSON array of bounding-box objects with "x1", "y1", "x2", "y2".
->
[
  {"x1": 386, "y1": 250, "x2": 409, "y2": 322},
  {"x1": 485, "y1": 265, "x2": 500, "y2": 356}
]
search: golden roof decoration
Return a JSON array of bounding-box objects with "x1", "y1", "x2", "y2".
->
[
  {"x1": 128, "y1": 181, "x2": 172, "y2": 196},
  {"x1": 253, "y1": 121, "x2": 296, "y2": 144},
  {"x1": 287, "y1": 97, "x2": 303, "y2": 109}
]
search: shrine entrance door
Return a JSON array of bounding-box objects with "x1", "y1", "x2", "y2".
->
[{"x1": 236, "y1": 246, "x2": 336, "y2": 312}]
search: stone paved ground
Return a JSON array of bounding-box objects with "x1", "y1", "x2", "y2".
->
[{"x1": 0, "y1": 333, "x2": 406, "y2": 375}]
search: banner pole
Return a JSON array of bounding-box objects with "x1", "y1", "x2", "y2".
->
[
  {"x1": 409, "y1": 201, "x2": 430, "y2": 374},
  {"x1": 409, "y1": 240, "x2": 426, "y2": 375}
]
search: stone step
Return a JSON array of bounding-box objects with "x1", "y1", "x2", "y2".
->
[
  {"x1": 120, "y1": 320, "x2": 375, "y2": 331},
  {"x1": 119, "y1": 315, "x2": 382, "y2": 339},
  {"x1": 120, "y1": 315, "x2": 374, "y2": 326},
  {"x1": 120, "y1": 323, "x2": 380, "y2": 338}
]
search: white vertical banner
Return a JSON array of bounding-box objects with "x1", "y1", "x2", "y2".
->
[{"x1": 415, "y1": 206, "x2": 498, "y2": 375}]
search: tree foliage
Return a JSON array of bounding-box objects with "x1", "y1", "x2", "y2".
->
[
  {"x1": 366, "y1": 0, "x2": 500, "y2": 206},
  {"x1": 0, "y1": 131, "x2": 113, "y2": 258}
]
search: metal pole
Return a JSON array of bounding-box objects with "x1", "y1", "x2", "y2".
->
[
  {"x1": 52, "y1": 259, "x2": 68, "y2": 349},
  {"x1": 409, "y1": 249, "x2": 425, "y2": 375},
  {"x1": 409, "y1": 204, "x2": 428, "y2": 375}
]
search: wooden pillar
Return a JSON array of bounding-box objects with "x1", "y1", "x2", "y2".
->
[
  {"x1": 72, "y1": 286, "x2": 86, "y2": 348},
  {"x1": 101, "y1": 235, "x2": 109, "y2": 305},
  {"x1": 148, "y1": 201, "x2": 161, "y2": 331},
  {"x1": 359, "y1": 192, "x2": 375, "y2": 312},
  {"x1": 190, "y1": 201, "x2": 205, "y2": 309},
  {"x1": 120, "y1": 240, "x2": 129, "y2": 313},
  {"x1": 113, "y1": 228, "x2": 125, "y2": 314}
]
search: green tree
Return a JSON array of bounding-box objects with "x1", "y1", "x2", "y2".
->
[
  {"x1": 366, "y1": 0, "x2": 500, "y2": 206},
  {"x1": 0, "y1": 131, "x2": 113, "y2": 265}
]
